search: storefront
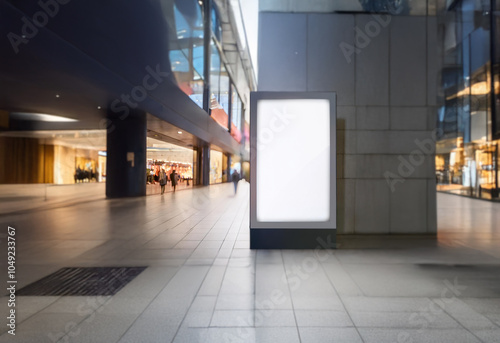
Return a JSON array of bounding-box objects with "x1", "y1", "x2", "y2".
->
[
  {"x1": 436, "y1": 137, "x2": 499, "y2": 199},
  {"x1": 436, "y1": 0, "x2": 500, "y2": 200},
  {"x1": 0, "y1": 130, "x2": 106, "y2": 185},
  {"x1": 146, "y1": 137, "x2": 194, "y2": 194},
  {"x1": 210, "y1": 149, "x2": 224, "y2": 184}
]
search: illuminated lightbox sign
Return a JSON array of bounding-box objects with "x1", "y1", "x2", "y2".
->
[{"x1": 250, "y1": 92, "x2": 336, "y2": 234}]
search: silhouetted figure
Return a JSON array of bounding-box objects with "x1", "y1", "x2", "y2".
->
[
  {"x1": 170, "y1": 170, "x2": 178, "y2": 192},
  {"x1": 154, "y1": 169, "x2": 159, "y2": 184},
  {"x1": 231, "y1": 169, "x2": 240, "y2": 194},
  {"x1": 74, "y1": 166, "x2": 82, "y2": 183},
  {"x1": 159, "y1": 169, "x2": 167, "y2": 194}
]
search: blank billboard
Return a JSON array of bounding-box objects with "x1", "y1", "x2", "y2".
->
[{"x1": 250, "y1": 92, "x2": 336, "y2": 231}]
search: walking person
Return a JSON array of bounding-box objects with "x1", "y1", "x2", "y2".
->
[
  {"x1": 170, "y1": 169, "x2": 178, "y2": 192},
  {"x1": 231, "y1": 169, "x2": 240, "y2": 194},
  {"x1": 154, "y1": 168, "x2": 159, "y2": 184},
  {"x1": 159, "y1": 169, "x2": 167, "y2": 194}
]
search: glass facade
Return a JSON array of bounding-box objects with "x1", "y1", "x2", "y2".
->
[
  {"x1": 146, "y1": 0, "x2": 250, "y2": 186},
  {"x1": 166, "y1": 0, "x2": 250, "y2": 133},
  {"x1": 152, "y1": 0, "x2": 251, "y2": 185},
  {"x1": 206, "y1": 4, "x2": 246, "y2": 147},
  {"x1": 436, "y1": 0, "x2": 500, "y2": 200},
  {"x1": 165, "y1": 0, "x2": 249, "y2": 149}
]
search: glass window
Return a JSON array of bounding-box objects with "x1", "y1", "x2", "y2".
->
[
  {"x1": 220, "y1": 65, "x2": 230, "y2": 115},
  {"x1": 208, "y1": 40, "x2": 232, "y2": 131},
  {"x1": 229, "y1": 89, "x2": 242, "y2": 142},
  {"x1": 209, "y1": 42, "x2": 231, "y2": 130},
  {"x1": 168, "y1": 0, "x2": 205, "y2": 108},
  {"x1": 210, "y1": 42, "x2": 221, "y2": 105},
  {"x1": 470, "y1": 28, "x2": 490, "y2": 73},
  {"x1": 231, "y1": 89, "x2": 242, "y2": 131},
  {"x1": 211, "y1": 5, "x2": 222, "y2": 42}
]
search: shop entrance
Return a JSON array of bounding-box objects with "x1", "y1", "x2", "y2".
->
[{"x1": 146, "y1": 137, "x2": 194, "y2": 195}]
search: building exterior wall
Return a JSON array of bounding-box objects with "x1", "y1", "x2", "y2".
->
[
  {"x1": 258, "y1": 12, "x2": 438, "y2": 234},
  {"x1": 1, "y1": 0, "x2": 254, "y2": 194}
]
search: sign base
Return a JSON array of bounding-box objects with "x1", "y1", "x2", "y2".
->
[{"x1": 250, "y1": 229, "x2": 336, "y2": 249}]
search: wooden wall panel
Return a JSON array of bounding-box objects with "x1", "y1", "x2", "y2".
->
[
  {"x1": 43, "y1": 145, "x2": 54, "y2": 183},
  {"x1": 0, "y1": 137, "x2": 6, "y2": 183},
  {"x1": 0, "y1": 137, "x2": 53, "y2": 184}
]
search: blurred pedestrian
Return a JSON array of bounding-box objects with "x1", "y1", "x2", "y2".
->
[
  {"x1": 154, "y1": 168, "x2": 159, "y2": 184},
  {"x1": 231, "y1": 169, "x2": 240, "y2": 194},
  {"x1": 170, "y1": 169, "x2": 178, "y2": 192},
  {"x1": 159, "y1": 169, "x2": 167, "y2": 194}
]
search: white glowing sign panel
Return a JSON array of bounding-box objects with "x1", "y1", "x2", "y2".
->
[{"x1": 250, "y1": 92, "x2": 336, "y2": 230}]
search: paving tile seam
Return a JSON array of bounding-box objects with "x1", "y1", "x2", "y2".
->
[
  {"x1": 428, "y1": 298, "x2": 490, "y2": 343},
  {"x1": 114, "y1": 265, "x2": 188, "y2": 343},
  {"x1": 279, "y1": 250, "x2": 306, "y2": 343},
  {"x1": 318, "y1": 261, "x2": 368, "y2": 343},
  {"x1": 171, "y1": 261, "x2": 229, "y2": 342}
]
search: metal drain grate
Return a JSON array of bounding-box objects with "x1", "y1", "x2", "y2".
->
[{"x1": 16, "y1": 267, "x2": 147, "y2": 296}]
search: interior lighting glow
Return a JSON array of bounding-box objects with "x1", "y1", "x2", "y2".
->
[
  {"x1": 10, "y1": 112, "x2": 78, "y2": 122},
  {"x1": 447, "y1": 81, "x2": 500, "y2": 100}
]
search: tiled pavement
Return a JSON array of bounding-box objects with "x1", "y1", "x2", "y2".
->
[{"x1": 0, "y1": 183, "x2": 499, "y2": 342}]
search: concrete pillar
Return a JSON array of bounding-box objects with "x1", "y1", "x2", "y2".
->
[
  {"x1": 105, "y1": 110, "x2": 147, "y2": 198},
  {"x1": 202, "y1": 145, "x2": 210, "y2": 186},
  {"x1": 227, "y1": 154, "x2": 232, "y2": 180}
]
